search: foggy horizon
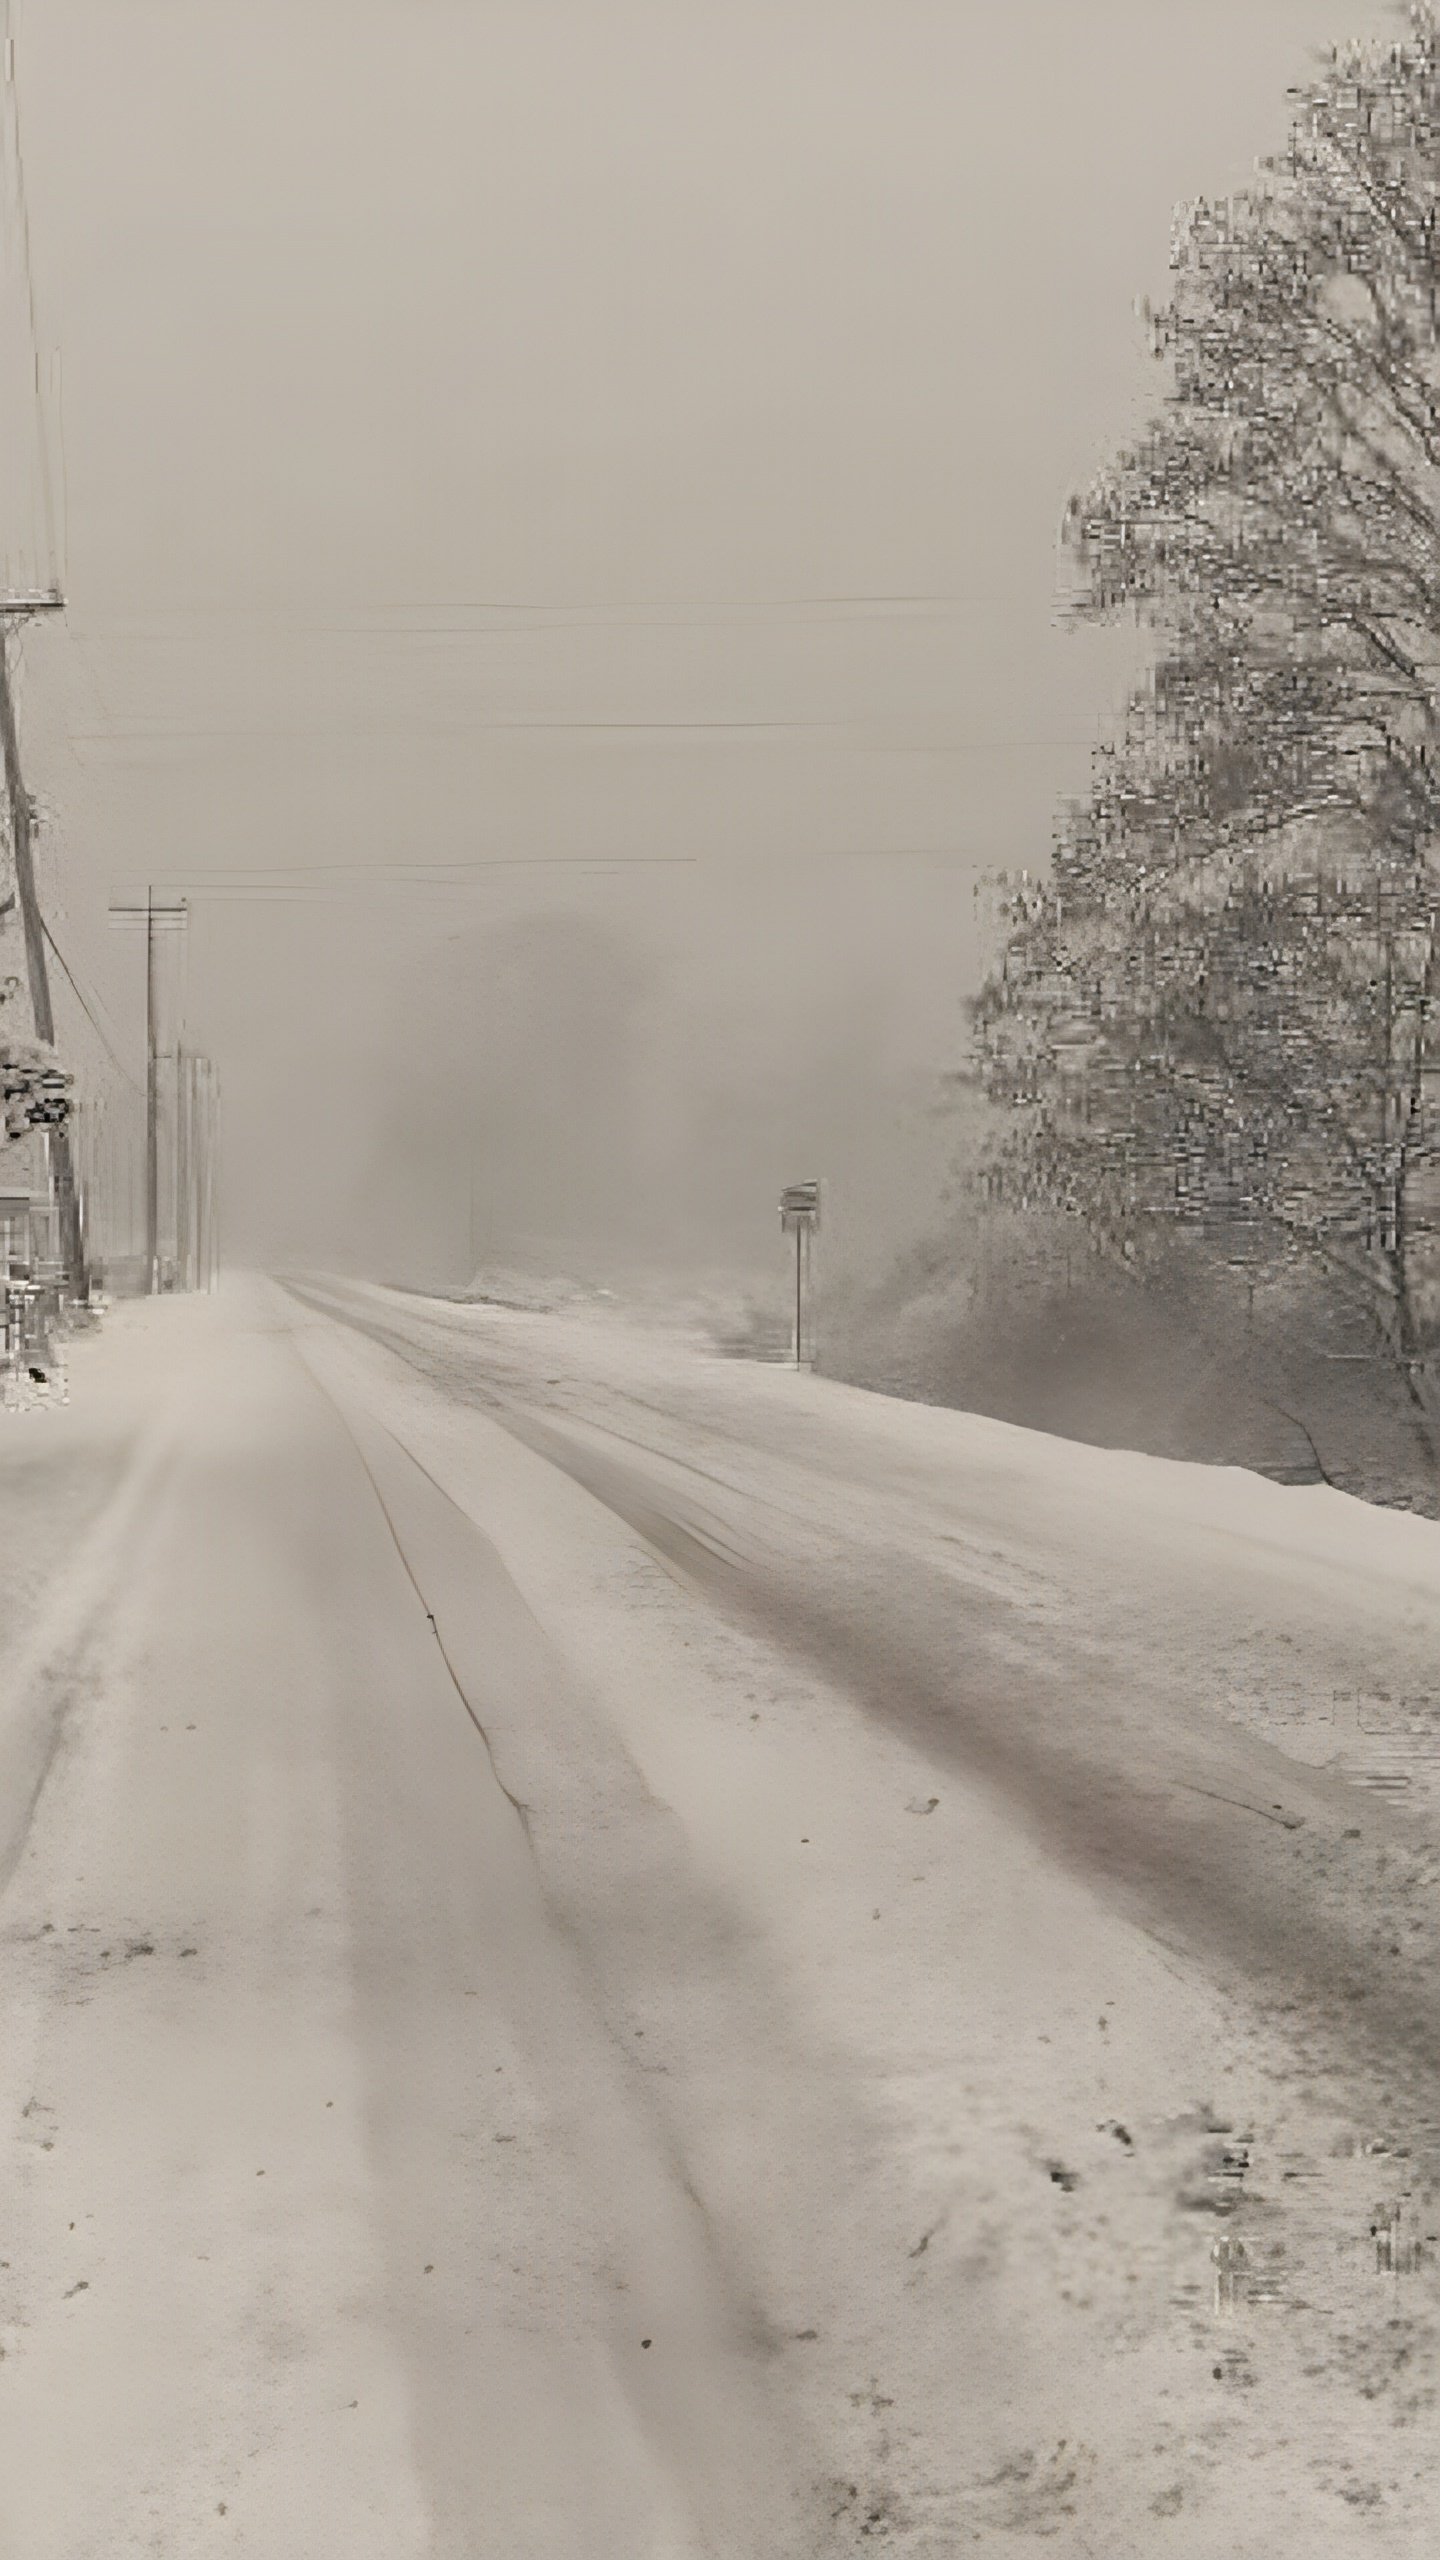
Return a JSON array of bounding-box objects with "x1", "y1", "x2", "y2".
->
[{"x1": 3, "y1": 0, "x2": 1401, "y2": 1280}]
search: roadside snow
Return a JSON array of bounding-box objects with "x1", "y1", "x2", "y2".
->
[
  {"x1": 325, "y1": 1272, "x2": 1440, "y2": 1576},
  {"x1": 5, "y1": 1276, "x2": 1439, "y2": 2554},
  {"x1": 300, "y1": 1282, "x2": 1440, "y2": 2555},
  {"x1": 0, "y1": 1291, "x2": 816, "y2": 2558},
  {"x1": 309, "y1": 1275, "x2": 1440, "y2": 1815}
]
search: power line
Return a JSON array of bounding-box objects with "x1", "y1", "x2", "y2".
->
[
  {"x1": 125, "y1": 859, "x2": 700, "y2": 897},
  {"x1": 41, "y1": 919, "x2": 143, "y2": 1095},
  {"x1": 153, "y1": 858, "x2": 693, "y2": 874},
  {"x1": 70, "y1": 719, "x2": 867, "y2": 740},
  {"x1": 137, "y1": 846, "x2": 979, "y2": 884},
  {"x1": 69, "y1": 598, "x2": 1005, "y2": 630},
  {"x1": 1, "y1": 0, "x2": 60, "y2": 597},
  {"x1": 65, "y1": 726, "x2": 1091, "y2": 756}
]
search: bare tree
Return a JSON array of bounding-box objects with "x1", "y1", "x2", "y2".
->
[{"x1": 975, "y1": 7, "x2": 1440, "y2": 1469}]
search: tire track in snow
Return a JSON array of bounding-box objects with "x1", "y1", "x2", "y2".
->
[
  {"x1": 0, "y1": 1418, "x2": 179, "y2": 1905},
  {"x1": 286, "y1": 1309, "x2": 838, "y2": 2560},
  {"x1": 297, "y1": 1275, "x2": 1440, "y2": 2181}
]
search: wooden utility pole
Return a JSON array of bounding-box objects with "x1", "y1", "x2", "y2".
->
[
  {"x1": 199, "y1": 1058, "x2": 216, "y2": 1292},
  {"x1": 112, "y1": 897, "x2": 211, "y2": 1294},
  {"x1": 112, "y1": 891, "x2": 186, "y2": 1292},
  {"x1": 176, "y1": 1040, "x2": 190, "y2": 1290},
  {"x1": 0, "y1": 611, "x2": 85, "y2": 1294},
  {"x1": 207, "y1": 1062, "x2": 219, "y2": 1291},
  {"x1": 145, "y1": 886, "x2": 159, "y2": 1289}
]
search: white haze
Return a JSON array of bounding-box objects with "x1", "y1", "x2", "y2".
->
[{"x1": 3, "y1": 0, "x2": 1399, "y2": 1288}]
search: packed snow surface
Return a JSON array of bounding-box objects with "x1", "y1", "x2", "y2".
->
[{"x1": 3, "y1": 1272, "x2": 1440, "y2": 2555}]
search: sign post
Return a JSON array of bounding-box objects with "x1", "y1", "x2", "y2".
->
[{"x1": 779, "y1": 1181, "x2": 821, "y2": 1367}]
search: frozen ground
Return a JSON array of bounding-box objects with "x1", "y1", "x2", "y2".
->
[{"x1": 3, "y1": 1274, "x2": 1440, "y2": 2554}]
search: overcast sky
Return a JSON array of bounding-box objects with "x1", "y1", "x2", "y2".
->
[{"x1": 0, "y1": 0, "x2": 1401, "y2": 1274}]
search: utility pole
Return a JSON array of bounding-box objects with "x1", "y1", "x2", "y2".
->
[
  {"x1": 176, "y1": 1040, "x2": 190, "y2": 1290},
  {"x1": 0, "y1": 608, "x2": 85, "y2": 1295},
  {"x1": 110, "y1": 891, "x2": 188, "y2": 1292},
  {"x1": 145, "y1": 887, "x2": 158, "y2": 1288},
  {"x1": 0, "y1": 3, "x2": 80, "y2": 1291},
  {"x1": 200, "y1": 1058, "x2": 215, "y2": 1292},
  {"x1": 189, "y1": 1051, "x2": 215, "y2": 1293},
  {"x1": 205, "y1": 1061, "x2": 220, "y2": 1290}
]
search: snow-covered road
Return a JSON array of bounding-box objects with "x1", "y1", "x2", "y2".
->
[
  {"x1": 294, "y1": 1273, "x2": 1440, "y2": 2113},
  {"x1": 4, "y1": 1273, "x2": 1440, "y2": 2554}
]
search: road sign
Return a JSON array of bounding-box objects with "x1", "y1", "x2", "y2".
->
[
  {"x1": 780, "y1": 1181, "x2": 821, "y2": 1366},
  {"x1": 780, "y1": 1180, "x2": 820, "y2": 1231}
]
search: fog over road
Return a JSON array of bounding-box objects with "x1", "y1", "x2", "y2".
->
[{"x1": 4, "y1": 1275, "x2": 1440, "y2": 2555}]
